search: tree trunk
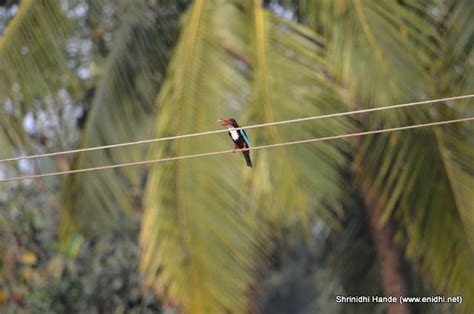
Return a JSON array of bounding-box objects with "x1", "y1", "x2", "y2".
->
[{"x1": 363, "y1": 188, "x2": 412, "y2": 314}]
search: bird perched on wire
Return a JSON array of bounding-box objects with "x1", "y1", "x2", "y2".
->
[{"x1": 218, "y1": 118, "x2": 253, "y2": 167}]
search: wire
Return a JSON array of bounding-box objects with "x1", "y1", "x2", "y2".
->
[
  {"x1": 1, "y1": 116, "x2": 472, "y2": 183},
  {"x1": 1, "y1": 94, "x2": 473, "y2": 164}
]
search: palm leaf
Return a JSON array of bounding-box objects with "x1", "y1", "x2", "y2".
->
[
  {"x1": 435, "y1": 0, "x2": 474, "y2": 103},
  {"x1": 0, "y1": 0, "x2": 70, "y2": 103},
  {"x1": 0, "y1": 0, "x2": 71, "y2": 160},
  {"x1": 434, "y1": 121, "x2": 474, "y2": 248},
  {"x1": 434, "y1": 0, "x2": 474, "y2": 255},
  {"x1": 140, "y1": 1, "x2": 355, "y2": 311},
  {"x1": 140, "y1": 2, "x2": 262, "y2": 312},
  {"x1": 301, "y1": 0, "x2": 474, "y2": 310},
  {"x1": 299, "y1": 0, "x2": 438, "y2": 110},
  {"x1": 361, "y1": 119, "x2": 474, "y2": 311},
  {"x1": 245, "y1": 2, "x2": 352, "y2": 233},
  {"x1": 59, "y1": 1, "x2": 183, "y2": 240}
]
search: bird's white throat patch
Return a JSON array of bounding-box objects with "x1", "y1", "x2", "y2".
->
[{"x1": 228, "y1": 127, "x2": 239, "y2": 140}]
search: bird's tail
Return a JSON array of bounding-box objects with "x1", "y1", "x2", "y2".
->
[{"x1": 244, "y1": 152, "x2": 253, "y2": 168}]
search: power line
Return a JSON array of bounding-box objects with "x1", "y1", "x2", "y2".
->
[
  {"x1": 1, "y1": 116, "x2": 472, "y2": 183},
  {"x1": 0, "y1": 94, "x2": 472, "y2": 164}
]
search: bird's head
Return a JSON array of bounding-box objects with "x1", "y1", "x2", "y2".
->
[{"x1": 217, "y1": 118, "x2": 237, "y2": 127}]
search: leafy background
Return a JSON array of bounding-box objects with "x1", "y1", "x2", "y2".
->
[{"x1": 0, "y1": 0, "x2": 473, "y2": 313}]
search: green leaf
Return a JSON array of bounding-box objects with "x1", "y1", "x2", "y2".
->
[
  {"x1": 60, "y1": 2, "x2": 182, "y2": 240},
  {"x1": 245, "y1": 4, "x2": 352, "y2": 232},
  {"x1": 140, "y1": 1, "x2": 354, "y2": 311},
  {"x1": 301, "y1": 1, "x2": 474, "y2": 311},
  {"x1": 0, "y1": 0, "x2": 71, "y2": 160},
  {"x1": 140, "y1": 2, "x2": 263, "y2": 312}
]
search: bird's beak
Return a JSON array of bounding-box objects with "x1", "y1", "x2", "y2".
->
[{"x1": 217, "y1": 118, "x2": 230, "y2": 126}]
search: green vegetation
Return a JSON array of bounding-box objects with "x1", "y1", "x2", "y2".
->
[{"x1": 0, "y1": 0, "x2": 473, "y2": 313}]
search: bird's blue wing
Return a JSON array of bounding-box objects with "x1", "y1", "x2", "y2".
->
[{"x1": 241, "y1": 129, "x2": 251, "y2": 148}]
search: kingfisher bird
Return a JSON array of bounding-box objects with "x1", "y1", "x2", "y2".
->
[{"x1": 218, "y1": 118, "x2": 253, "y2": 167}]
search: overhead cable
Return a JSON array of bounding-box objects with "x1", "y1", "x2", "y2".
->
[
  {"x1": 0, "y1": 116, "x2": 472, "y2": 183},
  {"x1": 0, "y1": 94, "x2": 472, "y2": 164}
]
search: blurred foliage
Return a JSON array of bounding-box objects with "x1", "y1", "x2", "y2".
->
[
  {"x1": 0, "y1": 182, "x2": 161, "y2": 313},
  {"x1": 0, "y1": 0, "x2": 187, "y2": 312},
  {"x1": 59, "y1": 0, "x2": 187, "y2": 242},
  {"x1": 0, "y1": 0, "x2": 473, "y2": 313}
]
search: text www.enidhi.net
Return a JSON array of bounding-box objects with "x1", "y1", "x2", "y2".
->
[
  {"x1": 335, "y1": 295, "x2": 463, "y2": 304},
  {"x1": 399, "y1": 296, "x2": 462, "y2": 304}
]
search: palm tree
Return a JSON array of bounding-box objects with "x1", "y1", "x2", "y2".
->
[
  {"x1": 296, "y1": 1, "x2": 474, "y2": 313},
  {"x1": 0, "y1": 0, "x2": 472, "y2": 313}
]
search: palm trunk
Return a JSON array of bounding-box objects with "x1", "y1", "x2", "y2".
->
[
  {"x1": 351, "y1": 100, "x2": 412, "y2": 314},
  {"x1": 363, "y1": 188, "x2": 412, "y2": 314}
]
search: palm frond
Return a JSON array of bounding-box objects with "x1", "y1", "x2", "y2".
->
[
  {"x1": 140, "y1": 2, "x2": 262, "y2": 312},
  {"x1": 59, "y1": 2, "x2": 182, "y2": 240},
  {"x1": 301, "y1": 0, "x2": 474, "y2": 310},
  {"x1": 299, "y1": 0, "x2": 439, "y2": 111},
  {"x1": 412, "y1": 3, "x2": 474, "y2": 308},
  {"x1": 0, "y1": 0, "x2": 71, "y2": 159},
  {"x1": 432, "y1": 0, "x2": 474, "y2": 256},
  {"x1": 354, "y1": 112, "x2": 474, "y2": 311},
  {"x1": 439, "y1": 0, "x2": 474, "y2": 69},
  {"x1": 0, "y1": 0, "x2": 70, "y2": 103},
  {"x1": 434, "y1": 122, "x2": 474, "y2": 248},
  {"x1": 140, "y1": 1, "x2": 355, "y2": 311},
  {"x1": 245, "y1": 3, "x2": 352, "y2": 232},
  {"x1": 434, "y1": 0, "x2": 474, "y2": 103}
]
